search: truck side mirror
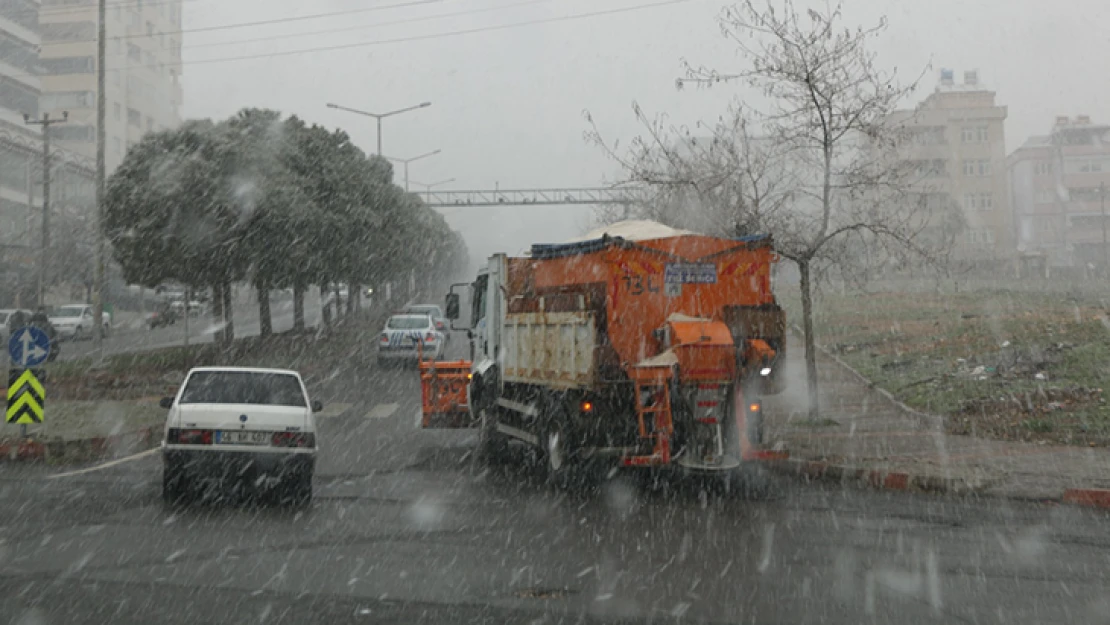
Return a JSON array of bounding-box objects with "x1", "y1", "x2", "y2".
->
[{"x1": 445, "y1": 293, "x2": 460, "y2": 320}]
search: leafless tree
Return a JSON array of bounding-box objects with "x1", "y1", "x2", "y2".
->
[{"x1": 589, "y1": 1, "x2": 934, "y2": 418}]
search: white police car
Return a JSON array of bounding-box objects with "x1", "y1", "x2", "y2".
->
[
  {"x1": 160, "y1": 367, "x2": 322, "y2": 507},
  {"x1": 376, "y1": 313, "x2": 445, "y2": 366}
]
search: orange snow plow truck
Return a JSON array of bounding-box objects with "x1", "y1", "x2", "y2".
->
[{"x1": 419, "y1": 221, "x2": 788, "y2": 483}]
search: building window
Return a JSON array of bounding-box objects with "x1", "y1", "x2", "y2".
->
[
  {"x1": 911, "y1": 126, "x2": 946, "y2": 145},
  {"x1": 1034, "y1": 161, "x2": 1053, "y2": 176},
  {"x1": 171, "y1": 2, "x2": 180, "y2": 25},
  {"x1": 40, "y1": 56, "x2": 95, "y2": 75},
  {"x1": 1036, "y1": 189, "x2": 1056, "y2": 203},
  {"x1": 170, "y1": 38, "x2": 178, "y2": 57},
  {"x1": 127, "y1": 108, "x2": 141, "y2": 126},
  {"x1": 41, "y1": 91, "x2": 96, "y2": 110},
  {"x1": 1079, "y1": 160, "x2": 1104, "y2": 173},
  {"x1": 1068, "y1": 187, "x2": 1104, "y2": 202},
  {"x1": 961, "y1": 126, "x2": 989, "y2": 144},
  {"x1": 967, "y1": 229, "x2": 995, "y2": 246},
  {"x1": 147, "y1": 22, "x2": 155, "y2": 37},
  {"x1": 963, "y1": 159, "x2": 991, "y2": 176},
  {"x1": 53, "y1": 126, "x2": 97, "y2": 142},
  {"x1": 113, "y1": 138, "x2": 122, "y2": 154},
  {"x1": 130, "y1": 10, "x2": 140, "y2": 27},
  {"x1": 41, "y1": 22, "x2": 97, "y2": 42},
  {"x1": 146, "y1": 117, "x2": 153, "y2": 131},
  {"x1": 127, "y1": 43, "x2": 142, "y2": 62},
  {"x1": 964, "y1": 193, "x2": 993, "y2": 211},
  {"x1": 0, "y1": 0, "x2": 41, "y2": 33},
  {"x1": 113, "y1": 103, "x2": 121, "y2": 120}
]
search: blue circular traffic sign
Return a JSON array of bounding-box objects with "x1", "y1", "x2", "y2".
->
[{"x1": 8, "y1": 326, "x2": 51, "y2": 368}]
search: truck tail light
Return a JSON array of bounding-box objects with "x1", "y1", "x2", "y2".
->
[
  {"x1": 271, "y1": 432, "x2": 316, "y2": 448},
  {"x1": 169, "y1": 428, "x2": 212, "y2": 445}
]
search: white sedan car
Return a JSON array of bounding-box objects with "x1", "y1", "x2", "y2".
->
[
  {"x1": 160, "y1": 367, "x2": 322, "y2": 506},
  {"x1": 376, "y1": 313, "x2": 445, "y2": 366}
]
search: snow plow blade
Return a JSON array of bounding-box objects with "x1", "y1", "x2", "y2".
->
[{"x1": 419, "y1": 360, "x2": 473, "y2": 428}]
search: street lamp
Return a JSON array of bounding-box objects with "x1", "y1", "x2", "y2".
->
[
  {"x1": 409, "y1": 177, "x2": 456, "y2": 192},
  {"x1": 385, "y1": 150, "x2": 441, "y2": 192},
  {"x1": 325, "y1": 101, "x2": 431, "y2": 156}
]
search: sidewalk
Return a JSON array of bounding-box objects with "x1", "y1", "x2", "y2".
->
[{"x1": 762, "y1": 334, "x2": 1110, "y2": 504}]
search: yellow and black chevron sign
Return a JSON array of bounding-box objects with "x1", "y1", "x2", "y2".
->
[{"x1": 7, "y1": 368, "x2": 45, "y2": 424}]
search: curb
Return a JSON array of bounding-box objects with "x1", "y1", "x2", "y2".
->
[
  {"x1": 0, "y1": 425, "x2": 158, "y2": 465},
  {"x1": 1062, "y1": 488, "x2": 1110, "y2": 509},
  {"x1": 767, "y1": 458, "x2": 994, "y2": 495}
]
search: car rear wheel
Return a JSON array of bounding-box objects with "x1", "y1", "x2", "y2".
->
[
  {"x1": 286, "y1": 470, "x2": 312, "y2": 509},
  {"x1": 162, "y1": 462, "x2": 187, "y2": 505}
]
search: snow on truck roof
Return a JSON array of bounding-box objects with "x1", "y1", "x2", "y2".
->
[{"x1": 527, "y1": 220, "x2": 770, "y2": 260}]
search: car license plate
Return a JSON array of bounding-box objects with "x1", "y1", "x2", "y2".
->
[{"x1": 216, "y1": 430, "x2": 270, "y2": 445}]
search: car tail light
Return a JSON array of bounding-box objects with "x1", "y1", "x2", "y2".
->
[
  {"x1": 169, "y1": 428, "x2": 212, "y2": 445},
  {"x1": 271, "y1": 432, "x2": 316, "y2": 448},
  {"x1": 379, "y1": 333, "x2": 389, "y2": 345},
  {"x1": 436, "y1": 321, "x2": 445, "y2": 331},
  {"x1": 425, "y1": 332, "x2": 436, "y2": 342}
]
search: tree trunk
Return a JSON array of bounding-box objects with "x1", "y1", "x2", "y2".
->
[
  {"x1": 320, "y1": 284, "x2": 332, "y2": 328},
  {"x1": 222, "y1": 281, "x2": 234, "y2": 343},
  {"x1": 211, "y1": 283, "x2": 223, "y2": 326},
  {"x1": 349, "y1": 280, "x2": 360, "y2": 315},
  {"x1": 293, "y1": 282, "x2": 305, "y2": 331},
  {"x1": 258, "y1": 280, "x2": 272, "y2": 337},
  {"x1": 799, "y1": 259, "x2": 819, "y2": 420}
]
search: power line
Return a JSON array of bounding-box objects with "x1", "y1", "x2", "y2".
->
[
  {"x1": 37, "y1": 0, "x2": 201, "y2": 17},
  {"x1": 15, "y1": 0, "x2": 693, "y2": 82},
  {"x1": 186, "y1": 0, "x2": 550, "y2": 51},
  {"x1": 40, "y1": 0, "x2": 445, "y2": 47},
  {"x1": 159, "y1": 0, "x2": 694, "y2": 69}
]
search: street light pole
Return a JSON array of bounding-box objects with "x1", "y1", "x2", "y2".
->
[
  {"x1": 93, "y1": 0, "x2": 107, "y2": 353},
  {"x1": 325, "y1": 101, "x2": 431, "y2": 157},
  {"x1": 385, "y1": 150, "x2": 441, "y2": 192},
  {"x1": 24, "y1": 111, "x2": 68, "y2": 309}
]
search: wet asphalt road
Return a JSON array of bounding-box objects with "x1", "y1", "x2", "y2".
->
[{"x1": 2, "y1": 338, "x2": 1110, "y2": 624}]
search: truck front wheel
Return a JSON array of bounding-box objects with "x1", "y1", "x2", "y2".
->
[{"x1": 476, "y1": 408, "x2": 508, "y2": 464}]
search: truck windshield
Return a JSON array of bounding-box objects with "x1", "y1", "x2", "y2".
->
[{"x1": 179, "y1": 371, "x2": 307, "y2": 407}]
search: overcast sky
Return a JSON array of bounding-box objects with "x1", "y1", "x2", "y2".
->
[{"x1": 181, "y1": 0, "x2": 1107, "y2": 268}]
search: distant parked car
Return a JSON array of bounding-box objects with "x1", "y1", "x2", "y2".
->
[{"x1": 48, "y1": 304, "x2": 112, "y2": 340}]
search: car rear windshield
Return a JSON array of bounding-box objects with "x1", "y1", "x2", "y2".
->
[
  {"x1": 53, "y1": 307, "x2": 84, "y2": 318},
  {"x1": 387, "y1": 316, "x2": 431, "y2": 329},
  {"x1": 179, "y1": 371, "x2": 307, "y2": 407},
  {"x1": 406, "y1": 306, "x2": 441, "y2": 316}
]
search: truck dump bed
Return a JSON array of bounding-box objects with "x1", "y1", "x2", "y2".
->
[{"x1": 501, "y1": 228, "x2": 784, "y2": 391}]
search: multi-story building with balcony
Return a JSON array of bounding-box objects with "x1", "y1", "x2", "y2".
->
[
  {"x1": 38, "y1": 0, "x2": 183, "y2": 173},
  {"x1": 1009, "y1": 116, "x2": 1110, "y2": 274},
  {"x1": 887, "y1": 69, "x2": 1013, "y2": 269}
]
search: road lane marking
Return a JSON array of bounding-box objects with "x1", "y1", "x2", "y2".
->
[
  {"x1": 47, "y1": 448, "x2": 160, "y2": 479},
  {"x1": 366, "y1": 403, "x2": 399, "y2": 419}
]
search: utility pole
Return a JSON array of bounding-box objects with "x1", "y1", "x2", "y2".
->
[
  {"x1": 1102, "y1": 181, "x2": 1108, "y2": 273},
  {"x1": 24, "y1": 111, "x2": 68, "y2": 309},
  {"x1": 92, "y1": 0, "x2": 107, "y2": 353}
]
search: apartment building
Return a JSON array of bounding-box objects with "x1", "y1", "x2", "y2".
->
[
  {"x1": 38, "y1": 0, "x2": 183, "y2": 173},
  {"x1": 1008, "y1": 116, "x2": 1110, "y2": 273},
  {"x1": 887, "y1": 69, "x2": 1013, "y2": 268}
]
